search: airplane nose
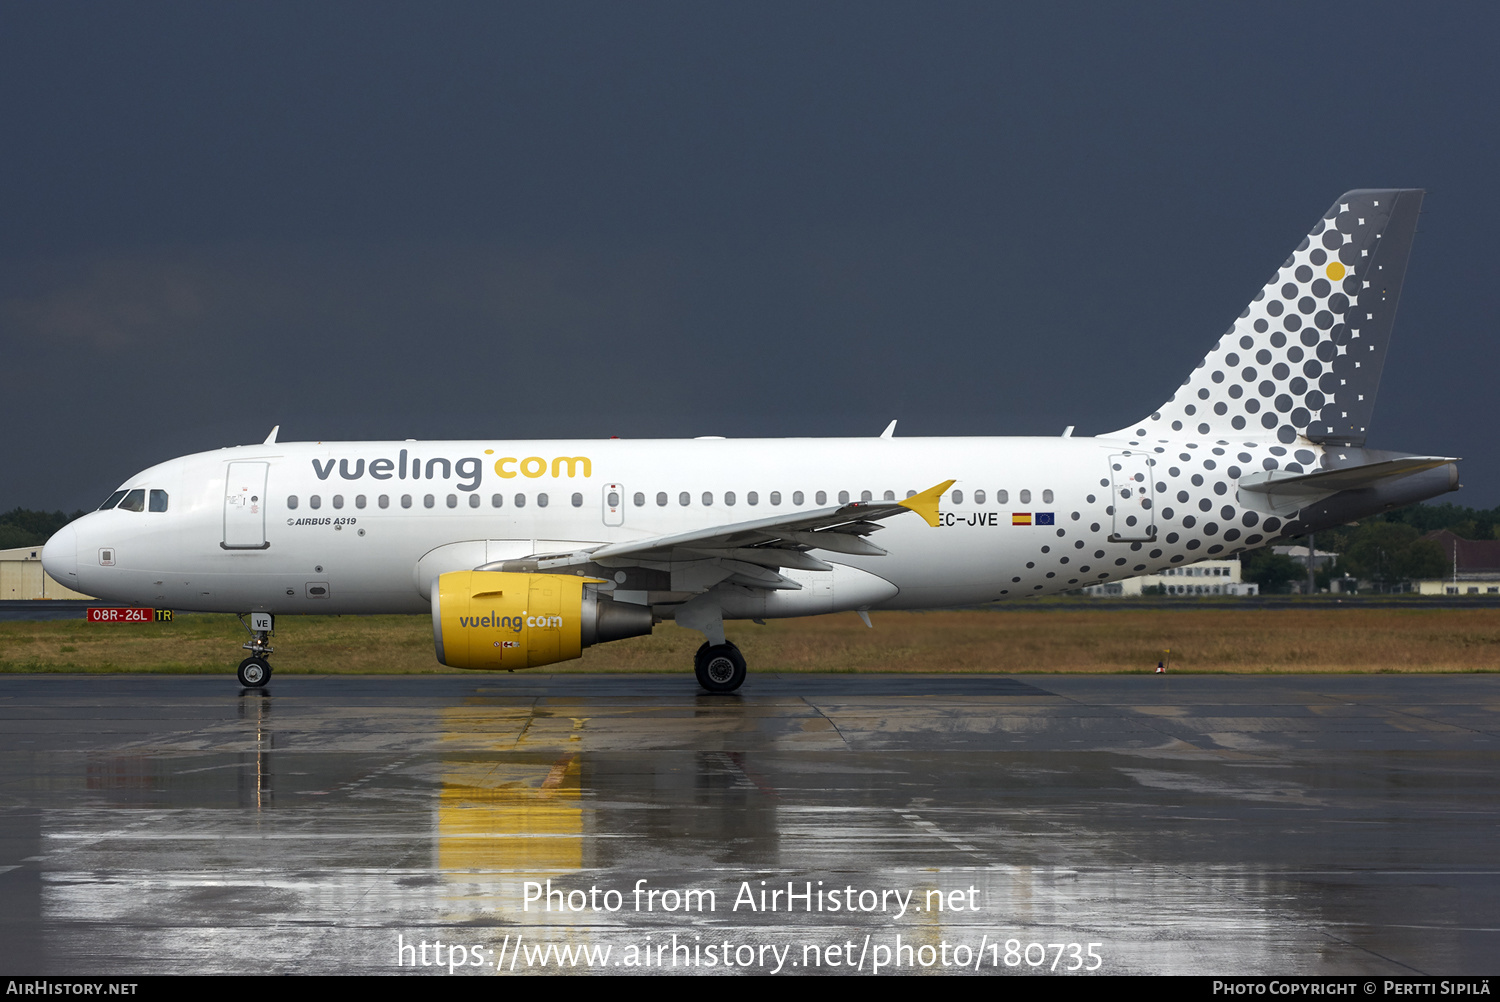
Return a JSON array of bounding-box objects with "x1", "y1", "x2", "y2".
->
[{"x1": 42, "y1": 521, "x2": 80, "y2": 589}]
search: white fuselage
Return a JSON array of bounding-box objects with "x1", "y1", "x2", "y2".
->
[{"x1": 42, "y1": 433, "x2": 1318, "y2": 618}]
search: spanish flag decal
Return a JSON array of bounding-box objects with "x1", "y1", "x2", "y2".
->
[{"x1": 1011, "y1": 512, "x2": 1032, "y2": 526}]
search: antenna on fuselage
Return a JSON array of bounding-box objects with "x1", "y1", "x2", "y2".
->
[
  {"x1": 263, "y1": 425, "x2": 280, "y2": 445},
  {"x1": 880, "y1": 420, "x2": 897, "y2": 439}
]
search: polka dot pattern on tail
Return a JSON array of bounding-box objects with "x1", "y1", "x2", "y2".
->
[{"x1": 1109, "y1": 190, "x2": 1423, "y2": 449}]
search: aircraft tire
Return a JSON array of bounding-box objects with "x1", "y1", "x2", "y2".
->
[
  {"x1": 237, "y1": 657, "x2": 272, "y2": 688},
  {"x1": 694, "y1": 643, "x2": 746, "y2": 694}
]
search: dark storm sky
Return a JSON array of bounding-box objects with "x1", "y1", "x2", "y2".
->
[{"x1": 4, "y1": 3, "x2": 1497, "y2": 512}]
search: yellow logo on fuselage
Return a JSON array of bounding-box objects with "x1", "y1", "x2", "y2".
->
[{"x1": 493, "y1": 456, "x2": 592, "y2": 479}]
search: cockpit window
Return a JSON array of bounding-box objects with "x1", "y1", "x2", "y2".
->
[
  {"x1": 149, "y1": 490, "x2": 169, "y2": 512},
  {"x1": 118, "y1": 489, "x2": 146, "y2": 512},
  {"x1": 98, "y1": 490, "x2": 128, "y2": 511}
]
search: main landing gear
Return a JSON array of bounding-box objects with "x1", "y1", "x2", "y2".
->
[
  {"x1": 694, "y1": 642, "x2": 746, "y2": 694},
  {"x1": 236, "y1": 612, "x2": 275, "y2": 688}
]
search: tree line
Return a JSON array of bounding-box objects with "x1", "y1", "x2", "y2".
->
[
  {"x1": 1241, "y1": 501, "x2": 1500, "y2": 593},
  {"x1": 0, "y1": 508, "x2": 89, "y2": 550}
]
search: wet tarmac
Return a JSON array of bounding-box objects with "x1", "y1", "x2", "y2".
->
[{"x1": 1, "y1": 672, "x2": 1496, "y2": 976}]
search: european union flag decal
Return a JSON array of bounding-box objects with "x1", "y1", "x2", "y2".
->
[{"x1": 1036, "y1": 512, "x2": 1055, "y2": 525}]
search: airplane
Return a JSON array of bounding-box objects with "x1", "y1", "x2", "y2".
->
[{"x1": 42, "y1": 188, "x2": 1459, "y2": 693}]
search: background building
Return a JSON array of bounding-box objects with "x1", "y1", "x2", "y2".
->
[
  {"x1": 1416, "y1": 530, "x2": 1500, "y2": 595},
  {"x1": 0, "y1": 546, "x2": 93, "y2": 600},
  {"x1": 1082, "y1": 558, "x2": 1258, "y2": 598}
]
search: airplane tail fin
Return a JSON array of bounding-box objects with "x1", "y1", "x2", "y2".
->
[{"x1": 1117, "y1": 189, "x2": 1423, "y2": 447}]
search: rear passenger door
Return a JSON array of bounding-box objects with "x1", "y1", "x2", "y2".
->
[{"x1": 1109, "y1": 454, "x2": 1156, "y2": 542}]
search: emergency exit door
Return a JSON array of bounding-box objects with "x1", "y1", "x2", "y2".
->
[{"x1": 602, "y1": 483, "x2": 625, "y2": 526}]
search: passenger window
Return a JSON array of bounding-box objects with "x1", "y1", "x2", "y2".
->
[
  {"x1": 468, "y1": 494, "x2": 480, "y2": 508},
  {"x1": 537, "y1": 493, "x2": 549, "y2": 507},
  {"x1": 98, "y1": 490, "x2": 128, "y2": 511},
  {"x1": 119, "y1": 489, "x2": 146, "y2": 512},
  {"x1": 997, "y1": 490, "x2": 1008, "y2": 503},
  {"x1": 679, "y1": 492, "x2": 690, "y2": 506},
  {"x1": 514, "y1": 494, "x2": 526, "y2": 508},
  {"x1": 446, "y1": 494, "x2": 457, "y2": 508},
  {"x1": 491, "y1": 494, "x2": 503, "y2": 508},
  {"x1": 287, "y1": 495, "x2": 299, "y2": 510},
  {"x1": 379, "y1": 495, "x2": 390, "y2": 509},
  {"x1": 702, "y1": 492, "x2": 713, "y2": 506},
  {"x1": 973, "y1": 490, "x2": 985, "y2": 504},
  {"x1": 1020, "y1": 489, "x2": 1031, "y2": 504},
  {"x1": 633, "y1": 492, "x2": 645, "y2": 507},
  {"x1": 883, "y1": 490, "x2": 895, "y2": 501},
  {"x1": 1043, "y1": 489, "x2": 1054, "y2": 503},
  {"x1": 574, "y1": 493, "x2": 586, "y2": 507},
  {"x1": 724, "y1": 491, "x2": 735, "y2": 506},
  {"x1": 602, "y1": 491, "x2": 614, "y2": 507},
  {"x1": 747, "y1": 491, "x2": 759, "y2": 506},
  {"x1": 333, "y1": 495, "x2": 344, "y2": 509},
  {"x1": 401, "y1": 495, "x2": 412, "y2": 508},
  {"x1": 423, "y1": 494, "x2": 434, "y2": 508},
  {"x1": 657, "y1": 492, "x2": 668, "y2": 507},
  {"x1": 793, "y1": 491, "x2": 804, "y2": 505},
  {"x1": 838, "y1": 491, "x2": 849, "y2": 504},
  {"x1": 951, "y1": 490, "x2": 963, "y2": 505},
  {"x1": 815, "y1": 491, "x2": 826, "y2": 505},
  {"x1": 355, "y1": 495, "x2": 367, "y2": 509},
  {"x1": 861, "y1": 490, "x2": 872, "y2": 502},
  {"x1": 770, "y1": 491, "x2": 781, "y2": 505},
  {"x1": 309, "y1": 495, "x2": 322, "y2": 510},
  {"x1": 149, "y1": 490, "x2": 168, "y2": 512}
]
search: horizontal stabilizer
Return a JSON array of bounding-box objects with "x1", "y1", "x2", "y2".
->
[{"x1": 1237, "y1": 456, "x2": 1456, "y2": 516}]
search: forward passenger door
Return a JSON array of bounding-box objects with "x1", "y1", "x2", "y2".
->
[{"x1": 223, "y1": 462, "x2": 270, "y2": 550}]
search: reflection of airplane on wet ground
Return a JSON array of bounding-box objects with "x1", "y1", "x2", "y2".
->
[
  {"x1": 10, "y1": 673, "x2": 1497, "y2": 975},
  {"x1": 44, "y1": 189, "x2": 1456, "y2": 691}
]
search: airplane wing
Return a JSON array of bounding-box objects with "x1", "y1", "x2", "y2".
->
[{"x1": 476, "y1": 479, "x2": 955, "y2": 589}]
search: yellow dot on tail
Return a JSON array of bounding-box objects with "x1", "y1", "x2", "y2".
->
[{"x1": 1327, "y1": 262, "x2": 1346, "y2": 280}]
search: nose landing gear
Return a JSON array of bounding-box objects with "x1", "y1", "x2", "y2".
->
[
  {"x1": 238, "y1": 656, "x2": 272, "y2": 687},
  {"x1": 236, "y1": 612, "x2": 275, "y2": 688}
]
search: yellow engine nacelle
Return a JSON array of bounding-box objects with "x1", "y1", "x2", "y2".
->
[{"x1": 431, "y1": 570, "x2": 653, "y2": 670}]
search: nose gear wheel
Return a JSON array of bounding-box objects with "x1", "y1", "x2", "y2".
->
[{"x1": 237, "y1": 657, "x2": 272, "y2": 688}]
